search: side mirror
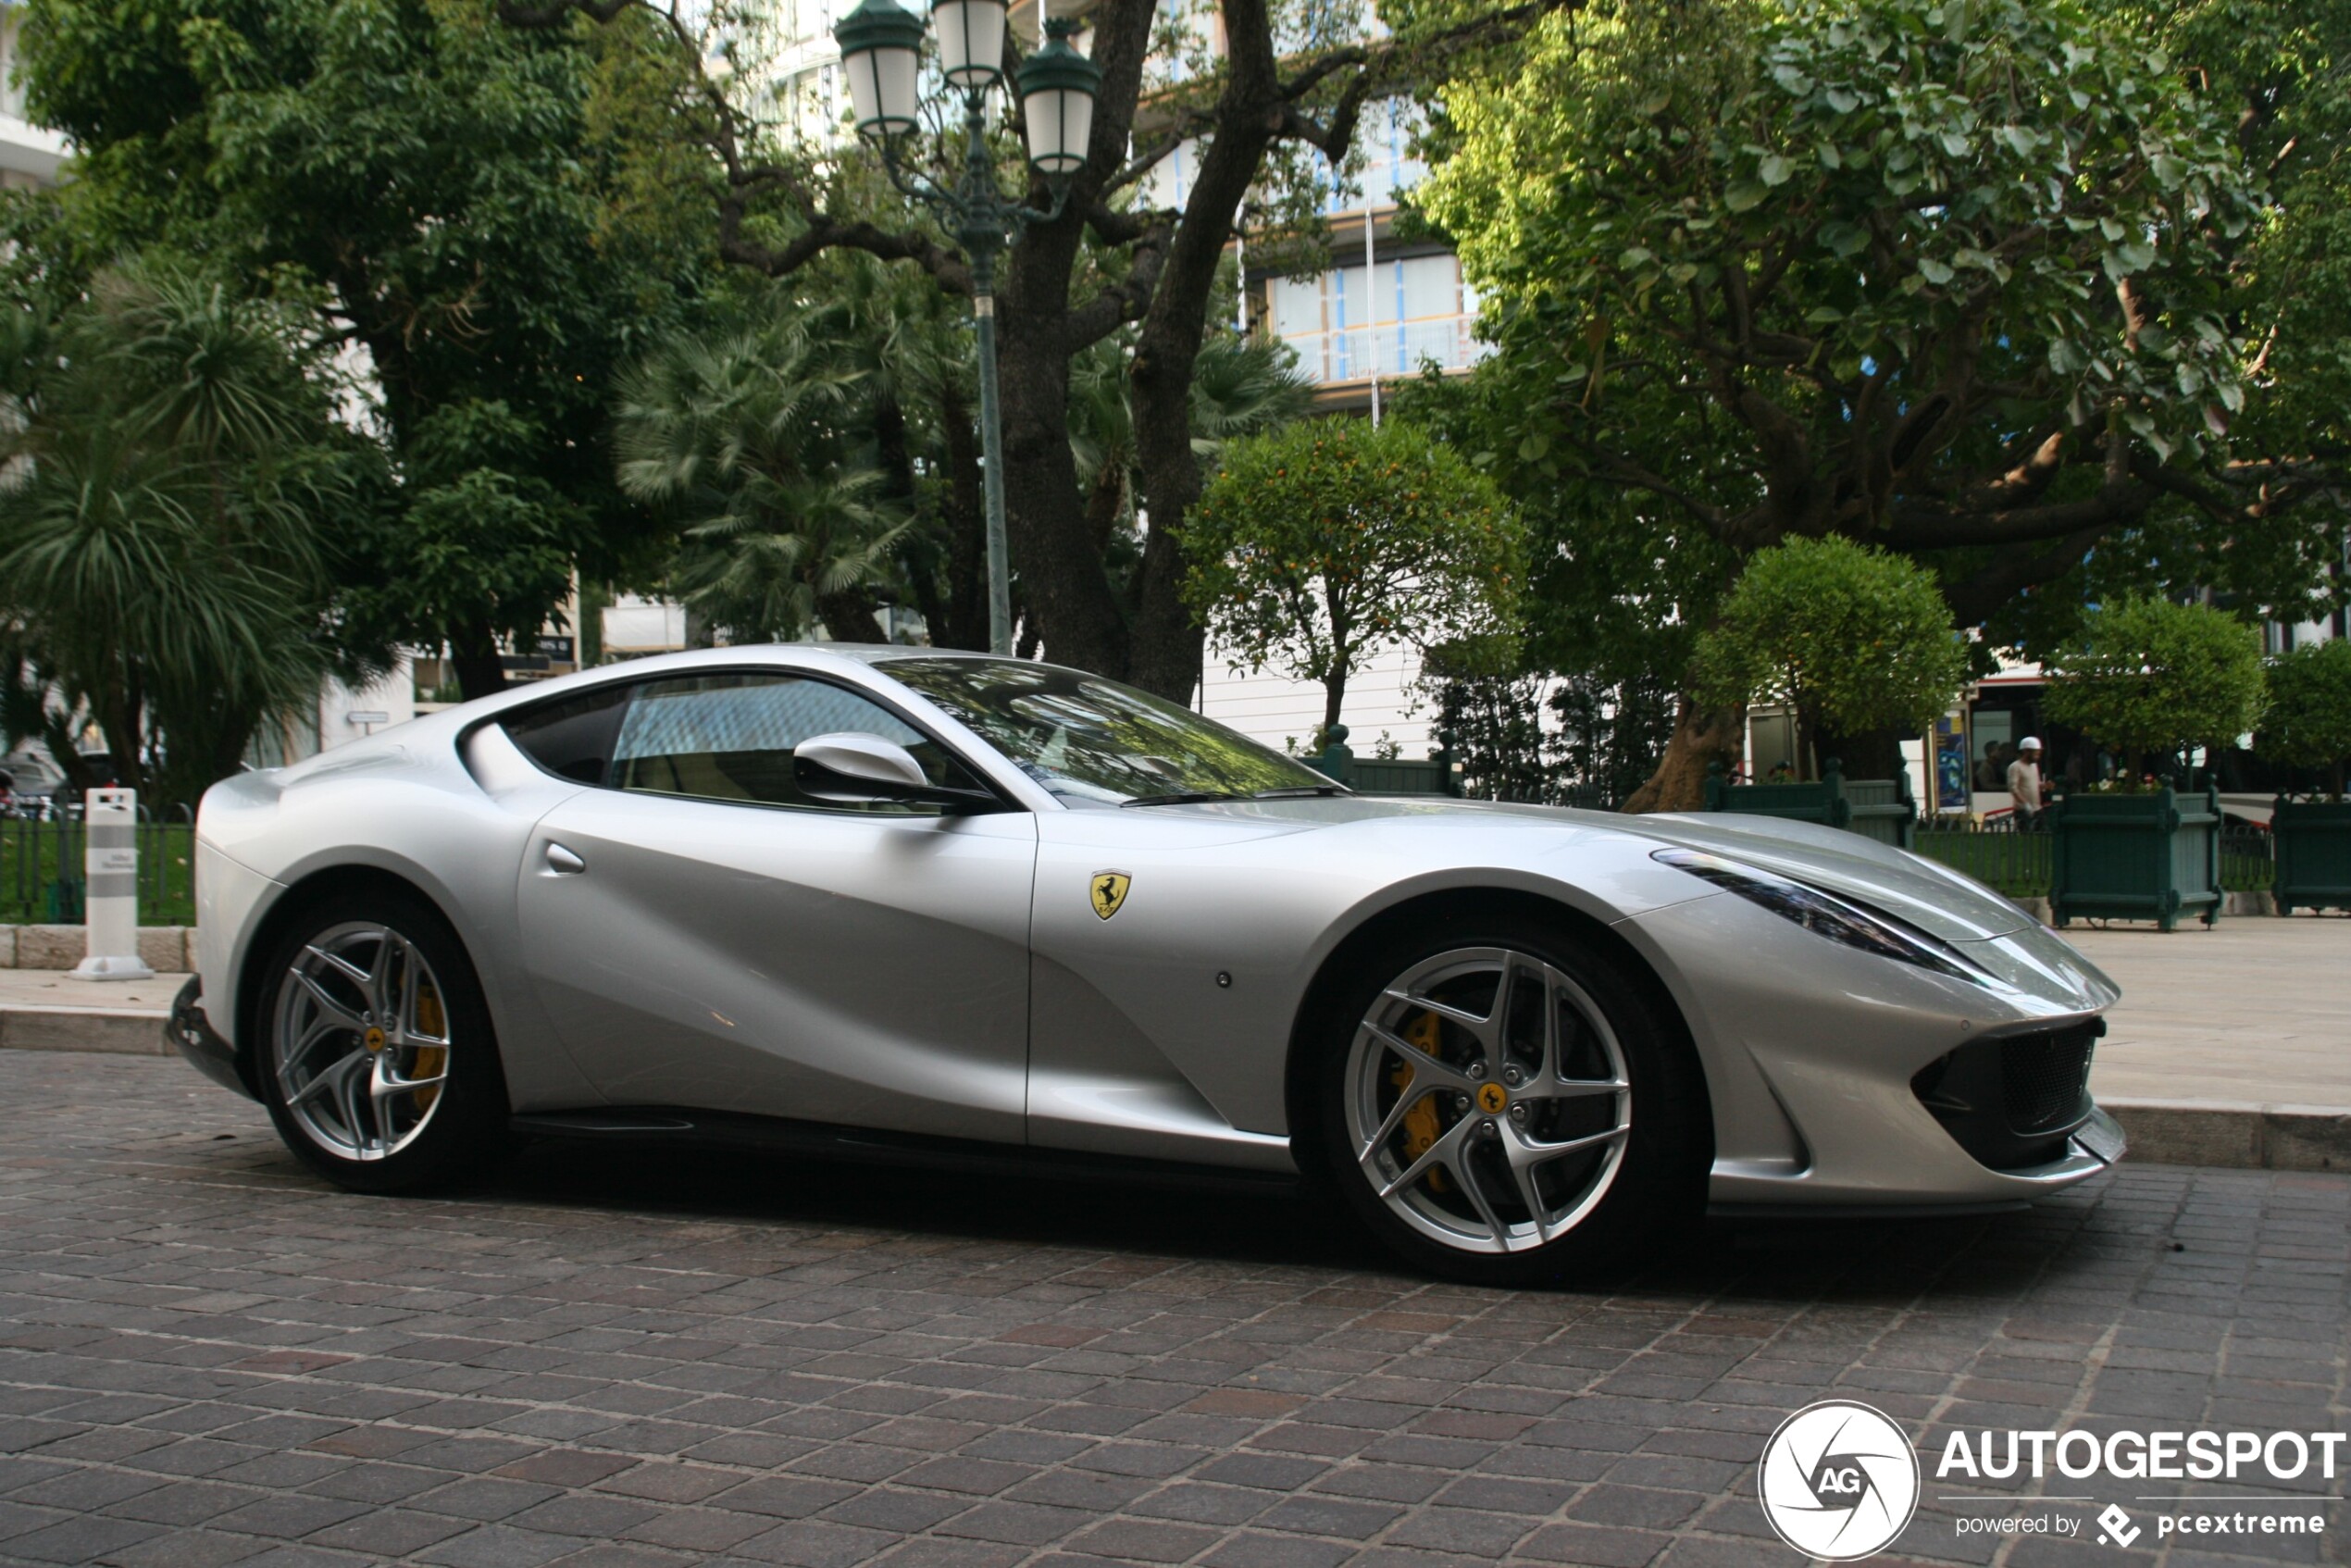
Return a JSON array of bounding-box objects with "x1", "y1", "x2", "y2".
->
[{"x1": 792, "y1": 732, "x2": 998, "y2": 812}]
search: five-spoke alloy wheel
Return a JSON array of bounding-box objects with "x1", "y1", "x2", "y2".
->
[
  {"x1": 256, "y1": 890, "x2": 513, "y2": 1192},
  {"x1": 1307, "y1": 915, "x2": 1707, "y2": 1284}
]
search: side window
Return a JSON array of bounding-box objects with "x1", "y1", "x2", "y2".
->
[
  {"x1": 610, "y1": 672, "x2": 984, "y2": 813},
  {"x1": 501, "y1": 683, "x2": 631, "y2": 785}
]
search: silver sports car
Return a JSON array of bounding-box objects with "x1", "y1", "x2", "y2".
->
[{"x1": 171, "y1": 644, "x2": 2125, "y2": 1283}]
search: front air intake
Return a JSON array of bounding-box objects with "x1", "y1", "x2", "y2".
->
[{"x1": 1911, "y1": 1019, "x2": 2104, "y2": 1171}]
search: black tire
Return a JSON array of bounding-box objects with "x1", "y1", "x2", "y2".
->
[
  {"x1": 1300, "y1": 912, "x2": 1709, "y2": 1287},
  {"x1": 254, "y1": 888, "x2": 516, "y2": 1194}
]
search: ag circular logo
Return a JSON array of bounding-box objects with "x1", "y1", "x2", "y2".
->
[{"x1": 1757, "y1": 1400, "x2": 1921, "y2": 1561}]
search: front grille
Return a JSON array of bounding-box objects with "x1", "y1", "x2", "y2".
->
[
  {"x1": 2003, "y1": 1029, "x2": 2098, "y2": 1133},
  {"x1": 1912, "y1": 1019, "x2": 2103, "y2": 1171}
]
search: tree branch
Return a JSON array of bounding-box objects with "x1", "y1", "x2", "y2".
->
[
  {"x1": 1942, "y1": 524, "x2": 2112, "y2": 628},
  {"x1": 1887, "y1": 481, "x2": 2152, "y2": 550}
]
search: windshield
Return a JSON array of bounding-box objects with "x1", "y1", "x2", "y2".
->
[{"x1": 884, "y1": 656, "x2": 1338, "y2": 806}]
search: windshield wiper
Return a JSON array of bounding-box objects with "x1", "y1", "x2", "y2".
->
[
  {"x1": 1121, "y1": 790, "x2": 1246, "y2": 807},
  {"x1": 1250, "y1": 785, "x2": 1349, "y2": 799}
]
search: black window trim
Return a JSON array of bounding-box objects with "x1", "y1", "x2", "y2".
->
[{"x1": 482, "y1": 665, "x2": 1025, "y2": 816}]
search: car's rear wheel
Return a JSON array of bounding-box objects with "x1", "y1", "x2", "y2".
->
[
  {"x1": 1306, "y1": 916, "x2": 1707, "y2": 1285},
  {"x1": 255, "y1": 890, "x2": 514, "y2": 1193}
]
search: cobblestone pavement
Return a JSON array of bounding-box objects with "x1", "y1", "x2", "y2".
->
[{"x1": 0, "y1": 1053, "x2": 2344, "y2": 1568}]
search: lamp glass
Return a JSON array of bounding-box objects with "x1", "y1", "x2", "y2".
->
[
  {"x1": 933, "y1": 0, "x2": 1007, "y2": 89},
  {"x1": 1022, "y1": 87, "x2": 1093, "y2": 173},
  {"x1": 1014, "y1": 19, "x2": 1101, "y2": 174},
  {"x1": 836, "y1": 0, "x2": 927, "y2": 135},
  {"x1": 844, "y1": 43, "x2": 921, "y2": 134}
]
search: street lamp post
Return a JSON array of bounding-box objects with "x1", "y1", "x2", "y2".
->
[{"x1": 834, "y1": 0, "x2": 1101, "y2": 656}]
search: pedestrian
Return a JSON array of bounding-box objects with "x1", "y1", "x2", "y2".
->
[{"x1": 2008, "y1": 736, "x2": 2046, "y2": 828}]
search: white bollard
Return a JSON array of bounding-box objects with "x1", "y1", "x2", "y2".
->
[{"x1": 72, "y1": 788, "x2": 154, "y2": 981}]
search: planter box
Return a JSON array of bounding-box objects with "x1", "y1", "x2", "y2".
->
[
  {"x1": 1702, "y1": 758, "x2": 1917, "y2": 849},
  {"x1": 2049, "y1": 784, "x2": 2221, "y2": 931},
  {"x1": 2273, "y1": 796, "x2": 2351, "y2": 915}
]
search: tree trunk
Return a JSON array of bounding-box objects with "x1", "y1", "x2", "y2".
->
[
  {"x1": 817, "y1": 590, "x2": 880, "y2": 643},
  {"x1": 1622, "y1": 697, "x2": 1743, "y2": 814},
  {"x1": 1323, "y1": 667, "x2": 1349, "y2": 740},
  {"x1": 993, "y1": 218, "x2": 1131, "y2": 675},
  {"x1": 451, "y1": 618, "x2": 508, "y2": 702},
  {"x1": 87, "y1": 661, "x2": 144, "y2": 795},
  {"x1": 936, "y1": 379, "x2": 989, "y2": 652}
]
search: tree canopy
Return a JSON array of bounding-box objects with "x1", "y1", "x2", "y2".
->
[
  {"x1": 19, "y1": 0, "x2": 710, "y2": 695},
  {"x1": 506, "y1": 0, "x2": 1567, "y2": 699},
  {"x1": 0, "y1": 255, "x2": 387, "y2": 803},
  {"x1": 2257, "y1": 639, "x2": 2351, "y2": 794},
  {"x1": 1410, "y1": 0, "x2": 2351, "y2": 805},
  {"x1": 1692, "y1": 536, "x2": 1968, "y2": 777},
  {"x1": 1184, "y1": 417, "x2": 1524, "y2": 734},
  {"x1": 2042, "y1": 596, "x2": 2268, "y2": 778}
]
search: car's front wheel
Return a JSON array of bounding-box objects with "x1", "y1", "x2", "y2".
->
[
  {"x1": 1306, "y1": 916, "x2": 1708, "y2": 1285},
  {"x1": 255, "y1": 890, "x2": 514, "y2": 1193}
]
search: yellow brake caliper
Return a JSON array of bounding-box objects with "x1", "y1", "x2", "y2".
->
[
  {"x1": 410, "y1": 981, "x2": 447, "y2": 1112},
  {"x1": 1388, "y1": 1009, "x2": 1449, "y2": 1191}
]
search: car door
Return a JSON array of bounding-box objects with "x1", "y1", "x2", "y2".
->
[{"x1": 510, "y1": 667, "x2": 1037, "y2": 1142}]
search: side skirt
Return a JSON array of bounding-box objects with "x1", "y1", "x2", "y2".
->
[{"x1": 510, "y1": 1106, "x2": 1305, "y2": 1200}]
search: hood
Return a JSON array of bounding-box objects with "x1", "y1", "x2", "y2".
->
[
  {"x1": 1587, "y1": 811, "x2": 2041, "y2": 940},
  {"x1": 1153, "y1": 794, "x2": 2037, "y2": 942}
]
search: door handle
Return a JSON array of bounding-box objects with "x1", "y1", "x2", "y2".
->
[{"x1": 545, "y1": 842, "x2": 586, "y2": 875}]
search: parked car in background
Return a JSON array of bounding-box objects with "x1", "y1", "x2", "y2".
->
[
  {"x1": 0, "y1": 752, "x2": 67, "y2": 818},
  {"x1": 0, "y1": 751, "x2": 128, "y2": 818}
]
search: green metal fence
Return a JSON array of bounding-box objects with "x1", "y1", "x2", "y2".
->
[
  {"x1": 2220, "y1": 824, "x2": 2275, "y2": 893},
  {"x1": 0, "y1": 813, "x2": 196, "y2": 927},
  {"x1": 1913, "y1": 819, "x2": 2053, "y2": 899},
  {"x1": 1909, "y1": 816, "x2": 2274, "y2": 902}
]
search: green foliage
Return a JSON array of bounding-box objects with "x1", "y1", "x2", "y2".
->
[
  {"x1": 19, "y1": 0, "x2": 708, "y2": 690},
  {"x1": 1692, "y1": 537, "x2": 1968, "y2": 773},
  {"x1": 613, "y1": 288, "x2": 906, "y2": 643},
  {"x1": 2043, "y1": 597, "x2": 2268, "y2": 771},
  {"x1": 1184, "y1": 417, "x2": 1524, "y2": 731},
  {"x1": 1068, "y1": 332, "x2": 1315, "y2": 587},
  {"x1": 2257, "y1": 640, "x2": 2351, "y2": 789},
  {"x1": 1395, "y1": 365, "x2": 1734, "y2": 725},
  {"x1": 1411, "y1": 0, "x2": 2344, "y2": 715},
  {"x1": 1423, "y1": 0, "x2": 2253, "y2": 470},
  {"x1": 0, "y1": 255, "x2": 387, "y2": 804}
]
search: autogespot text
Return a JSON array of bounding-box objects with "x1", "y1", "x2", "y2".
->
[{"x1": 1937, "y1": 1428, "x2": 2347, "y2": 1481}]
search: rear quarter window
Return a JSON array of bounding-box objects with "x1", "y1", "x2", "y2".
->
[{"x1": 501, "y1": 684, "x2": 631, "y2": 785}]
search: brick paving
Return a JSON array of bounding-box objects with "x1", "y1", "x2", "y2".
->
[{"x1": 0, "y1": 1052, "x2": 2343, "y2": 1567}]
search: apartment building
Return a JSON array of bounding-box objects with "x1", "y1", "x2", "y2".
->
[{"x1": 0, "y1": 5, "x2": 67, "y2": 191}]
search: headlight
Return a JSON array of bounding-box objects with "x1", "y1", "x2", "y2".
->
[{"x1": 1652, "y1": 848, "x2": 1996, "y2": 987}]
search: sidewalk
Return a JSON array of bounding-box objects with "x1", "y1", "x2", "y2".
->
[
  {"x1": 3, "y1": 920, "x2": 2346, "y2": 1167},
  {"x1": 2071, "y1": 920, "x2": 2349, "y2": 1105},
  {"x1": 2068, "y1": 919, "x2": 2351, "y2": 1168},
  {"x1": 0, "y1": 966, "x2": 180, "y2": 1053}
]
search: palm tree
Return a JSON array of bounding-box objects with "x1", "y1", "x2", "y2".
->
[
  {"x1": 1066, "y1": 330, "x2": 1313, "y2": 570},
  {"x1": 615, "y1": 304, "x2": 909, "y2": 644},
  {"x1": 0, "y1": 256, "x2": 379, "y2": 803}
]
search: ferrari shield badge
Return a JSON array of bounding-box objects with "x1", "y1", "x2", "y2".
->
[{"x1": 1089, "y1": 871, "x2": 1132, "y2": 921}]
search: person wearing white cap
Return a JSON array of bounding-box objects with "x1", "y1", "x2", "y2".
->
[{"x1": 2007, "y1": 736, "x2": 2046, "y2": 828}]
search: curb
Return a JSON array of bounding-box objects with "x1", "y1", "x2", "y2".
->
[
  {"x1": 0, "y1": 1005, "x2": 170, "y2": 1056},
  {"x1": 0, "y1": 925, "x2": 193, "y2": 971},
  {"x1": 2103, "y1": 1098, "x2": 2351, "y2": 1173}
]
